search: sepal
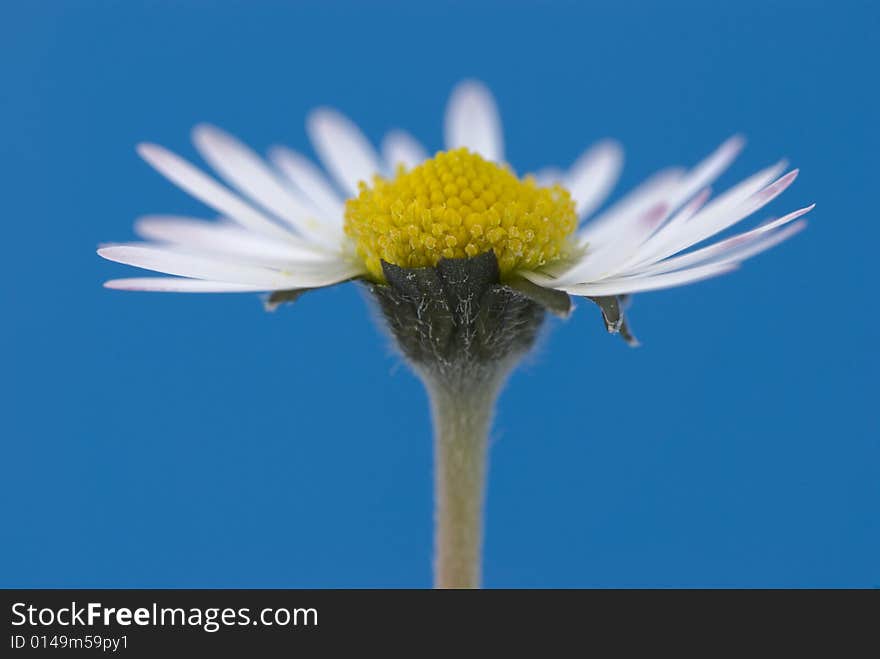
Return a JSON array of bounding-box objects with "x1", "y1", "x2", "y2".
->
[
  {"x1": 587, "y1": 295, "x2": 639, "y2": 347},
  {"x1": 369, "y1": 251, "x2": 549, "y2": 372}
]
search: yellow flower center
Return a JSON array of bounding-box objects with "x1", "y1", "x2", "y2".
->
[{"x1": 344, "y1": 148, "x2": 577, "y2": 281}]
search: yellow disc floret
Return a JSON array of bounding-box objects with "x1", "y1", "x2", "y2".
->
[{"x1": 344, "y1": 148, "x2": 577, "y2": 281}]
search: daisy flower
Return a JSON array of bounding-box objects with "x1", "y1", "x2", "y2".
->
[{"x1": 99, "y1": 80, "x2": 813, "y2": 588}]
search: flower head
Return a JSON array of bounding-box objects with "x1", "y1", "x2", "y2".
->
[
  {"x1": 345, "y1": 148, "x2": 577, "y2": 280},
  {"x1": 99, "y1": 80, "x2": 813, "y2": 341},
  {"x1": 97, "y1": 80, "x2": 816, "y2": 590}
]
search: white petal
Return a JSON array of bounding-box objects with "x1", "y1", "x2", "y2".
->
[
  {"x1": 593, "y1": 188, "x2": 712, "y2": 279},
  {"x1": 135, "y1": 215, "x2": 334, "y2": 265},
  {"x1": 564, "y1": 140, "x2": 624, "y2": 219},
  {"x1": 696, "y1": 220, "x2": 806, "y2": 269},
  {"x1": 638, "y1": 169, "x2": 799, "y2": 267},
  {"x1": 444, "y1": 80, "x2": 503, "y2": 162},
  {"x1": 731, "y1": 168, "x2": 800, "y2": 218},
  {"x1": 137, "y1": 143, "x2": 295, "y2": 243},
  {"x1": 533, "y1": 167, "x2": 565, "y2": 186},
  {"x1": 578, "y1": 138, "x2": 747, "y2": 250},
  {"x1": 268, "y1": 146, "x2": 345, "y2": 224},
  {"x1": 191, "y1": 124, "x2": 340, "y2": 244},
  {"x1": 632, "y1": 206, "x2": 813, "y2": 277},
  {"x1": 307, "y1": 108, "x2": 383, "y2": 197},
  {"x1": 557, "y1": 261, "x2": 739, "y2": 297},
  {"x1": 549, "y1": 203, "x2": 670, "y2": 285},
  {"x1": 98, "y1": 245, "x2": 361, "y2": 289},
  {"x1": 689, "y1": 161, "x2": 788, "y2": 222},
  {"x1": 577, "y1": 168, "x2": 684, "y2": 245},
  {"x1": 662, "y1": 135, "x2": 746, "y2": 213},
  {"x1": 104, "y1": 277, "x2": 273, "y2": 293},
  {"x1": 381, "y1": 130, "x2": 428, "y2": 170}
]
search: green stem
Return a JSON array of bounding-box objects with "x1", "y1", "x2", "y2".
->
[{"x1": 424, "y1": 371, "x2": 506, "y2": 589}]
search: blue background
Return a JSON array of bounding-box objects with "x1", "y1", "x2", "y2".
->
[{"x1": 1, "y1": 0, "x2": 877, "y2": 588}]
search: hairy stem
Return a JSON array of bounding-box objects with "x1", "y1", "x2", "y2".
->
[{"x1": 424, "y1": 370, "x2": 507, "y2": 589}]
